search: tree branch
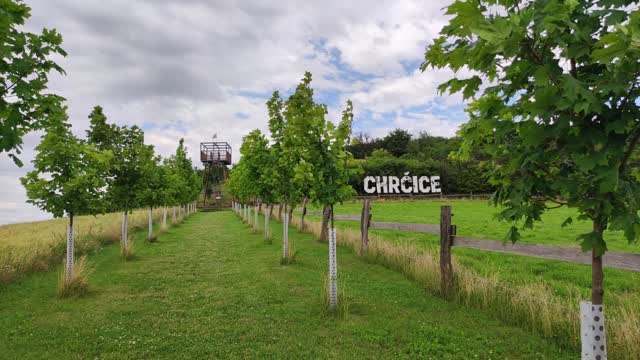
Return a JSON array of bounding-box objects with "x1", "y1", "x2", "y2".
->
[{"x1": 620, "y1": 123, "x2": 640, "y2": 173}]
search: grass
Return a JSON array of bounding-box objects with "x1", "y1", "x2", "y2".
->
[
  {"x1": 0, "y1": 207, "x2": 186, "y2": 285},
  {"x1": 0, "y1": 211, "x2": 575, "y2": 359},
  {"x1": 292, "y1": 200, "x2": 640, "y2": 359}
]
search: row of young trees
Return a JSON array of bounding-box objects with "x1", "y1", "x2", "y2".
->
[
  {"x1": 21, "y1": 104, "x2": 200, "y2": 287},
  {"x1": 227, "y1": 72, "x2": 357, "y2": 310},
  {"x1": 1, "y1": 0, "x2": 201, "y2": 292}
]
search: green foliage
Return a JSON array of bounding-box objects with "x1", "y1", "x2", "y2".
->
[
  {"x1": 240, "y1": 129, "x2": 276, "y2": 204},
  {"x1": 164, "y1": 138, "x2": 200, "y2": 206},
  {"x1": 86, "y1": 108, "x2": 199, "y2": 211},
  {"x1": 226, "y1": 160, "x2": 252, "y2": 203},
  {"x1": 21, "y1": 106, "x2": 111, "y2": 218},
  {"x1": 284, "y1": 72, "x2": 357, "y2": 208},
  {"x1": 86, "y1": 106, "x2": 119, "y2": 151},
  {"x1": 381, "y1": 128, "x2": 411, "y2": 157},
  {"x1": 268, "y1": 90, "x2": 304, "y2": 206},
  {"x1": 423, "y1": 0, "x2": 640, "y2": 254},
  {"x1": 108, "y1": 126, "x2": 154, "y2": 212},
  {"x1": 138, "y1": 156, "x2": 166, "y2": 209},
  {"x1": 0, "y1": 0, "x2": 67, "y2": 166}
]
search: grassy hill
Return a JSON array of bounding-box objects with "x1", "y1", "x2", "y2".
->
[{"x1": 0, "y1": 211, "x2": 573, "y2": 359}]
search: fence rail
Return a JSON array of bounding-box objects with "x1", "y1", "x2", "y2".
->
[
  {"x1": 452, "y1": 236, "x2": 640, "y2": 272},
  {"x1": 369, "y1": 221, "x2": 440, "y2": 233}
]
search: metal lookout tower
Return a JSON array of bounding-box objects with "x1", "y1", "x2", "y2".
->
[{"x1": 199, "y1": 141, "x2": 232, "y2": 211}]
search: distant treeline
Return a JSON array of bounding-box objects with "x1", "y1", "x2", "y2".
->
[{"x1": 347, "y1": 129, "x2": 492, "y2": 195}]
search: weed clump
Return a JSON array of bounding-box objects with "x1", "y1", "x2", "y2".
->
[
  {"x1": 121, "y1": 237, "x2": 136, "y2": 260},
  {"x1": 321, "y1": 275, "x2": 349, "y2": 319},
  {"x1": 57, "y1": 256, "x2": 92, "y2": 298}
]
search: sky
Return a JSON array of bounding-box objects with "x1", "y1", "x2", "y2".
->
[{"x1": 0, "y1": 0, "x2": 470, "y2": 225}]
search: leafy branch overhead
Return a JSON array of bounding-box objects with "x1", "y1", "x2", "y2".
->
[
  {"x1": 1, "y1": 0, "x2": 67, "y2": 166},
  {"x1": 423, "y1": 0, "x2": 640, "y2": 255}
]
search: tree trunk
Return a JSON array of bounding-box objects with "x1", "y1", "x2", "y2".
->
[
  {"x1": 265, "y1": 205, "x2": 271, "y2": 240},
  {"x1": 301, "y1": 196, "x2": 308, "y2": 230},
  {"x1": 278, "y1": 203, "x2": 283, "y2": 222},
  {"x1": 148, "y1": 207, "x2": 153, "y2": 241},
  {"x1": 592, "y1": 220, "x2": 605, "y2": 305},
  {"x1": 328, "y1": 204, "x2": 338, "y2": 310},
  {"x1": 162, "y1": 207, "x2": 167, "y2": 228},
  {"x1": 122, "y1": 210, "x2": 128, "y2": 254},
  {"x1": 66, "y1": 214, "x2": 74, "y2": 283},
  {"x1": 172, "y1": 206, "x2": 176, "y2": 224},
  {"x1": 320, "y1": 205, "x2": 330, "y2": 241},
  {"x1": 283, "y1": 203, "x2": 289, "y2": 259},
  {"x1": 288, "y1": 204, "x2": 294, "y2": 229},
  {"x1": 269, "y1": 204, "x2": 274, "y2": 220}
]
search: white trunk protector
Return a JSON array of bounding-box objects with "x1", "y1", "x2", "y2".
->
[
  {"x1": 254, "y1": 205, "x2": 259, "y2": 231},
  {"x1": 283, "y1": 213, "x2": 289, "y2": 258},
  {"x1": 162, "y1": 207, "x2": 167, "y2": 228},
  {"x1": 66, "y1": 223, "x2": 74, "y2": 282},
  {"x1": 122, "y1": 212, "x2": 128, "y2": 251},
  {"x1": 329, "y1": 228, "x2": 338, "y2": 309},
  {"x1": 581, "y1": 301, "x2": 607, "y2": 359},
  {"x1": 148, "y1": 208, "x2": 153, "y2": 240}
]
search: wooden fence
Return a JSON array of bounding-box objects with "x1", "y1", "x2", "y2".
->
[{"x1": 307, "y1": 201, "x2": 640, "y2": 293}]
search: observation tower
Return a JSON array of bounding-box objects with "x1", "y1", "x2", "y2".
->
[{"x1": 199, "y1": 141, "x2": 232, "y2": 210}]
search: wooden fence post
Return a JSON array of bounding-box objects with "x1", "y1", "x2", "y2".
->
[
  {"x1": 301, "y1": 196, "x2": 308, "y2": 231},
  {"x1": 439, "y1": 205, "x2": 454, "y2": 295},
  {"x1": 360, "y1": 198, "x2": 371, "y2": 254}
]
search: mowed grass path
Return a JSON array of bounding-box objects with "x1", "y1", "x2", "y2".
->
[{"x1": 0, "y1": 211, "x2": 573, "y2": 359}]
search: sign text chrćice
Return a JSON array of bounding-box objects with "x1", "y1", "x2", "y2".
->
[{"x1": 363, "y1": 173, "x2": 441, "y2": 194}]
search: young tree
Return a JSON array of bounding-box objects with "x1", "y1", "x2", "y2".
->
[
  {"x1": 108, "y1": 125, "x2": 154, "y2": 255},
  {"x1": 284, "y1": 72, "x2": 356, "y2": 309},
  {"x1": 163, "y1": 158, "x2": 186, "y2": 225},
  {"x1": 239, "y1": 129, "x2": 272, "y2": 232},
  {"x1": 21, "y1": 106, "x2": 110, "y2": 285},
  {"x1": 1, "y1": 0, "x2": 67, "y2": 166},
  {"x1": 267, "y1": 90, "x2": 305, "y2": 262},
  {"x1": 165, "y1": 139, "x2": 200, "y2": 218},
  {"x1": 138, "y1": 155, "x2": 165, "y2": 241},
  {"x1": 226, "y1": 159, "x2": 253, "y2": 222},
  {"x1": 423, "y1": 0, "x2": 640, "y2": 308}
]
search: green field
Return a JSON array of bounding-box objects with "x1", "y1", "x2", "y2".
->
[
  {"x1": 305, "y1": 200, "x2": 640, "y2": 298},
  {"x1": 0, "y1": 211, "x2": 574, "y2": 359}
]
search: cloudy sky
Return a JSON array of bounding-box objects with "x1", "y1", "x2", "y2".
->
[{"x1": 1, "y1": 0, "x2": 469, "y2": 225}]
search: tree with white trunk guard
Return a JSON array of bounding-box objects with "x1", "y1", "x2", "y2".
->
[{"x1": 21, "y1": 105, "x2": 110, "y2": 289}]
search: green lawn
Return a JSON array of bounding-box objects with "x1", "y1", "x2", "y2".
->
[
  {"x1": 0, "y1": 211, "x2": 574, "y2": 359},
  {"x1": 304, "y1": 200, "x2": 640, "y2": 297}
]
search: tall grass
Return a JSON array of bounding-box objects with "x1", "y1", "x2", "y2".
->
[
  {"x1": 286, "y1": 212, "x2": 640, "y2": 360},
  {"x1": 0, "y1": 207, "x2": 190, "y2": 285},
  {"x1": 56, "y1": 255, "x2": 93, "y2": 298}
]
